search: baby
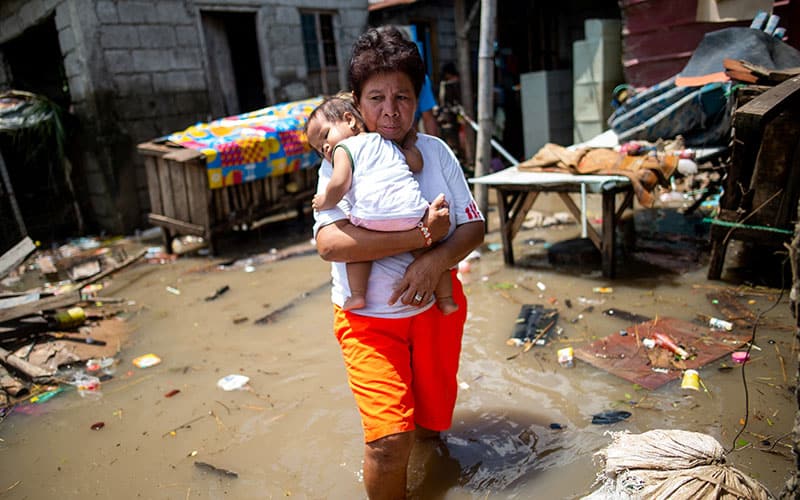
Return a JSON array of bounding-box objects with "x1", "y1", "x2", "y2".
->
[{"x1": 306, "y1": 95, "x2": 457, "y2": 314}]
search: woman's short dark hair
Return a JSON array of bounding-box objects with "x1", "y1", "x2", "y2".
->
[{"x1": 349, "y1": 26, "x2": 426, "y2": 101}]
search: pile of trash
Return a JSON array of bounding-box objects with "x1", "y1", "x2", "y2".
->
[
  {"x1": 0, "y1": 235, "x2": 156, "y2": 414},
  {"x1": 583, "y1": 429, "x2": 774, "y2": 499}
]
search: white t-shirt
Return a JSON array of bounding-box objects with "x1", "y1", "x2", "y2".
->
[
  {"x1": 336, "y1": 133, "x2": 428, "y2": 228},
  {"x1": 314, "y1": 134, "x2": 484, "y2": 319}
]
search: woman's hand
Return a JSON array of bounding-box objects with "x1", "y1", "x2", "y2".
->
[
  {"x1": 389, "y1": 220, "x2": 484, "y2": 307},
  {"x1": 426, "y1": 194, "x2": 450, "y2": 243},
  {"x1": 388, "y1": 250, "x2": 445, "y2": 307}
]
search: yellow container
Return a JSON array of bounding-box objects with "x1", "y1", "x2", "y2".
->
[
  {"x1": 53, "y1": 307, "x2": 86, "y2": 328},
  {"x1": 557, "y1": 347, "x2": 574, "y2": 367},
  {"x1": 681, "y1": 369, "x2": 700, "y2": 391}
]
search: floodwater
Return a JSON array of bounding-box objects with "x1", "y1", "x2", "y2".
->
[{"x1": 0, "y1": 199, "x2": 796, "y2": 499}]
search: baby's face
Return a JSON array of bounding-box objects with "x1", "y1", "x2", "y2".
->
[{"x1": 307, "y1": 115, "x2": 355, "y2": 162}]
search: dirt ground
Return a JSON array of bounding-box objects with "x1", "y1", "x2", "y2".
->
[{"x1": 0, "y1": 198, "x2": 797, "y2": 499}]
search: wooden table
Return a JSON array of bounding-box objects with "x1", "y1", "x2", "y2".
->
[{"x1": 471, "y1": 168, "x2": 634, "y2": 278}]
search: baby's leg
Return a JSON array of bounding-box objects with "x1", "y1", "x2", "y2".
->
[
  {"x1": 344, "y1": 261, "x2": 370, "y2": 310},
  {"x1": 434, "y1": 271, "x2": 458, "y2": 316}
]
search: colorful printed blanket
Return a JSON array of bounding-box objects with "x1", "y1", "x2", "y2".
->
[{"x1": 167, "y1": 97, "x2": 323, "y2": 189}]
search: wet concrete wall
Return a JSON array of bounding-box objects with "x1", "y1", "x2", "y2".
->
[{"x1": 0, "y1": 0, "x2": 368, "y2": 235}]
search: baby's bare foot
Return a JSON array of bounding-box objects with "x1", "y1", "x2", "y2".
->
[
  {"x1": 437, "y1": 296, "x2": 459, "y2": 316},
  {"x1": 344, "y1": 295, "x2": 366, "y2": 311}
]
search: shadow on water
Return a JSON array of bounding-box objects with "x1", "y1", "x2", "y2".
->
[{"x1": 409, "y1": 409, "x2": 566, "y2": 499}]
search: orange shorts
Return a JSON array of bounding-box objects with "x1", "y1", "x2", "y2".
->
[{"x1": 333, "y1": 269, "x2": 467, "y2": 443}]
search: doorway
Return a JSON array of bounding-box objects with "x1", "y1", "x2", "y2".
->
[
  {"x1": 201, "y1": 11, "x2": 266, "y2": 117},
  {"x1": 0, "y1": 15, "x2": 83, "y2": 249}
]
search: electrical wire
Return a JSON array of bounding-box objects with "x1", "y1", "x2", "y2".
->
[{"x1": 727, "y1": 257, "x2": 788, "y2": 454}]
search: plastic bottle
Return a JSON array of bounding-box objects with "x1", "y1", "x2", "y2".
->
[
  {"x1": 69, "y1": 373, "x2": 102, "y2": 399},
  {"x1": 708, "y1": 317, "x2": 733, "y2": 331},
  {"x1": 50, "y1": 307, "x2": 86, "y2": 328},
  {"x1": 652, "y1": 332, "x2": 689, "y2": 360}
]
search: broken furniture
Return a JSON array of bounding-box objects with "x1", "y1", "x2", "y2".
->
[
  {"x1": 471, "y1": 168, "x2": 633, "y2": 278},
  {"x1": 137, "y1": 97, "x2": 322, "y2": 254},
  {"x1": 707, "y1": 76, "x2": 800, "y2": 279}
]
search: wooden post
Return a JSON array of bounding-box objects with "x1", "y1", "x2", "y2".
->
[
  {"x1": 454, "y1": 0, "x2": 477, "y2": 168},
  {"x1": 0, "y1": 150, "x2": 27, "y2": 237},
  {"x1": 474, "y1": 0, "x2": 496, "y2": 226}
]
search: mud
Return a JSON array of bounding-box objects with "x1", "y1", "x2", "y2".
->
[{"x1": 0, "y1": 207, "x2": 796, "y2": 499}]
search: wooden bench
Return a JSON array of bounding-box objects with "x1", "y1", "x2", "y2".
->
[{"x1": 471, "y1": 168, "x2": 634, "y2": 278}]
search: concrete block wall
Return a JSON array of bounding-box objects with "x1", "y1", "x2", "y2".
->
[
  {"x1": 88, "y1": 0, "x2": 210, "y2": 226},
  {"x1": 0, "y1": 0, "x2": 369, "y2": 235}
]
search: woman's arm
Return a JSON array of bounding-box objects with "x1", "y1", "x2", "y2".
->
[
  {"x1": 388, "y1": 219, "x2": 484, "y2": 306},
  {"x1": 315, "y1": 193, "x2": 450, "y2": 262}
]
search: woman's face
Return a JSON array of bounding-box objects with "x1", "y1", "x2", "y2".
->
[{"x1": 357, "y1": 71, "x2": 418, "y2": 143}]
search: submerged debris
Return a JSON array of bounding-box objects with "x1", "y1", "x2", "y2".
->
[{"x1": 194, "y1": 461, "x2": 239, "y2": 478}]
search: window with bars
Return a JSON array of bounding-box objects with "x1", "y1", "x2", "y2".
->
[{"x1": 301, "y1": 11, "x2": 339, "y2": 95}]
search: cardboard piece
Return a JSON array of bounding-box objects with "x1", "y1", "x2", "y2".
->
[{"x1": 574, "y1": 317, "x2": 752, "y2": 390}]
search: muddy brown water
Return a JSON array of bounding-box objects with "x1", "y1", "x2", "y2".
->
[{"x1": 0, "y1": 205, "x2": 796, "y2": 499}]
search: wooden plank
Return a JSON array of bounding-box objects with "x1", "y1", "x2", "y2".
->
[
  {"x1": 0, "y1": 237, "x2": 35, "y2": 279},
  {"x1": 0, "y1": 291, "x2": 81, "y2": 323},
  {"x1": 148, "y1": 213, "x2": 206, "y2": 236},
  {"x1": 184, "y1": 159, "x2": 210, "y2": 234},
  {"x1": 508, "y1": 191, "x2": 539, "y2": 240},
  {"x1": 76, "y1": 248, "x2": 147, "y2": 288},
  {"x1": 137, "y1": 141, "x2": 175, "y2": 156},
  {"x1": 144, "y1": 155, "x2": 163, "y2": 215},
  {"x1": 0, "y1": 344, "x2": 56, "y2": 381},
  {"x1": 163, "y1": 147, "x2": 204, "y2": 162},
  {"x1": 170, "y1": 160, "x2": 190, "y2": 223},
  {"x1": 212, "y1": 189, "x2": 224, "y2": 225},
  {"x1": 736, "y1": 75, "x2": 800, "y2": 132},
  {"x1": 574, "y1": 317, "x2": 752, "y2": 390},
  {"x1": 252, "y1": 175, "x2": 263, "y2": 206},
  {"x1": 156, "y1": 157, "x2": 176, "y2": 218}
]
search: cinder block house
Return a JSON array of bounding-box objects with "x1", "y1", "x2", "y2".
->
[{"x1": 0, "y1": 0, "x2": 368, "y2": 239}]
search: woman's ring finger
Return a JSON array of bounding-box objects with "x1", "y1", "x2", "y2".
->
[{"x1": 414, "y1": 293, "x2": 424, "y2": 302}]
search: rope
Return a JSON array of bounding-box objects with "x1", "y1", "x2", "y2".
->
[{"x1": 703, "y1": 217, "x2": 794, "y2": 235}]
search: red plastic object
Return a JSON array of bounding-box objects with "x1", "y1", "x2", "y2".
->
[{"x1": 653, "y1": 331, "x2": 689, "y2": 359}]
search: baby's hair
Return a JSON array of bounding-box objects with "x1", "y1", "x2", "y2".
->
[{"x1": 305, "y1": 93, "x2": 367, "y2": 135}]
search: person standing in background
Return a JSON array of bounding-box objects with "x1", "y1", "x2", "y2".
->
[{"x1": 416, "y1": 73, "x2": 439, "y2": 136}]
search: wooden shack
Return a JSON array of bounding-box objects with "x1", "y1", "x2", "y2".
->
[{"x1": 137, "y1": 97, "x2": 322, "y2": 254}]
